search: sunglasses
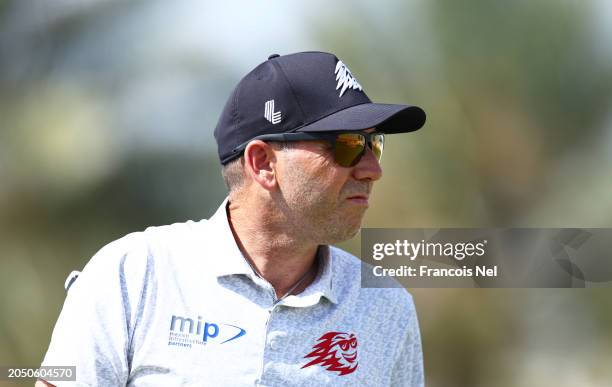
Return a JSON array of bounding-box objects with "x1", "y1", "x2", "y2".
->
[{"x1": 232, "y1": 131, "x2": 385, "y2": 167}]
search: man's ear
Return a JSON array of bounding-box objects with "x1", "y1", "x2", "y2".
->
[{"x1": 243, "y1": 140, "x2": 278, "y2": 191}]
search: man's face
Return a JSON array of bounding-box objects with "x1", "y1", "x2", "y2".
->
[{"x1": 273, "y1": 130, "x2": 383, "y2": 244}]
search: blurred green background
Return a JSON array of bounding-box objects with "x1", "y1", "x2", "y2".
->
[{"x1": 1, "y1": 0, "x2": 611, "y2": 386}]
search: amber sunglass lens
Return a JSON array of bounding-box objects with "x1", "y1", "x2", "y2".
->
[
  {"x1": 372, "y1": 134, "x2": 384, "y2": 162},
  {"x1": 335, "y1": 134, "x2": 366, "y2": 167}
]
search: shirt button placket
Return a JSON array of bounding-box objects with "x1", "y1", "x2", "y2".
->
[
  {"x1": 261, "y1": 305, "x2": 291, "y2": 385},
  {"x1": 259, "y1": 305, "x2": 275, "y2": 385}
]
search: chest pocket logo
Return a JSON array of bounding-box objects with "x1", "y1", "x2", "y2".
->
[
  {"x1": 301, "y1": 332, "x2": 358, "y2": 375},
  {"x1": 168, "y1": 315, "x2": 246, "y2": 348}
]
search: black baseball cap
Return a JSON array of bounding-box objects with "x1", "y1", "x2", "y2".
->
[{"x1": 214, "y1": 51, "x2": 426, "y2": 165}]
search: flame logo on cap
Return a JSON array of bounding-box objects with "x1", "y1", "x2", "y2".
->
[{"x1": 334, "y1": 61, "x2": 363, "y2": 98}]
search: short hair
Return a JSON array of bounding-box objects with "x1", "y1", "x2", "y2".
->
[
  {"x1": 221, "y1": 156, "x2": 245, "y2": 193},
  {"x1": 220, "y1": 142, "x2": 294, "y2": 193}
]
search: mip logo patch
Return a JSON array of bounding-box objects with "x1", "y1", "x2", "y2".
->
[{"x1": 167, "y1": 314, "x2": 246, "y2": 348}]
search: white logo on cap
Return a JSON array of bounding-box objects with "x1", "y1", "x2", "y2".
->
[
  {"x1": 264, "y1": 100, "x2": 282, "y2": 124},
  {"x1": 334, "y1": 60, "x2": 363, "y2": 98}
]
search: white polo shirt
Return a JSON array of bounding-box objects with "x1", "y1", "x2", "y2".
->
[{"x1": 41, "y1": 199, "x2": 424, "y2": 386}]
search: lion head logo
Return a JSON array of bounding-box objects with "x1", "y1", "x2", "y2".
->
[{"x1": 301, "y1": 331, "x2": 358, "y2": 375}]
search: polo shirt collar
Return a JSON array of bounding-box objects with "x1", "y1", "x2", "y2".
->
[
  {"x1": 280, "y1": 245, "x2": 338, "y2": 307},
  {"x1": 207, "y1": 197, "x2": 253, "y2": 278},
  {"x1": 207, "y1": 197, "x2": 338, "y2": 305}
]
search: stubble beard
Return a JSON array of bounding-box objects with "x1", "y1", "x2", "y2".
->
[{"x1": 283, "y1": 182, "x2": 369, "y2": 245}]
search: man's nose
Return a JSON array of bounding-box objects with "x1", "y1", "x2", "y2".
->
[{"x1": 352, "y1": 148, "x2": 383, "y2": 181}]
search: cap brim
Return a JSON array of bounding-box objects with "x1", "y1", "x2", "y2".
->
[{"x1": 294, "y1": 103, "x2": 426, "y2": 134}]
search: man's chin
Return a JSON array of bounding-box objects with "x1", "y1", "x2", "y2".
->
[{"x1": 320, "y1": 220, "x2": 363, "y2": 245}]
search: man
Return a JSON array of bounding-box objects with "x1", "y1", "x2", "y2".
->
[{"x1": 38, "y1": 51, "x2": 426, "y2": 386}]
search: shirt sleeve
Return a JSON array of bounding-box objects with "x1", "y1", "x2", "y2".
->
[
  {"x1": 40, "y1": 232, "x2": 152, "y2": 387},
  {"x1": 390, "y1": 294, "x2": 425, "y2": 387}
]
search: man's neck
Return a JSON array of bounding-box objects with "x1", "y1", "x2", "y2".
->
[{"x1": 226, "y1": 197, "x2": 319, "y2": 299}]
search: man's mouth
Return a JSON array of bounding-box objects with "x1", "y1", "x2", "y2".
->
[{"x1": 346, "y1": 194, "x2": 369, "y2": 205}]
